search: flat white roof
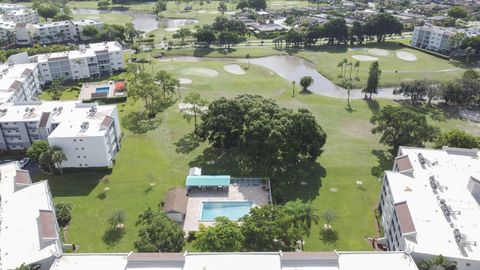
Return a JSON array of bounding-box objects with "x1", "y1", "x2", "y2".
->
[
  {"x1": 0, "y1": 101, "x2": 117, "y2": 138},
  {"x1": 34, "y1": 41, "x2": 122, "y2": 62},
  {"x1": 185, "y1": 253, "x2": 280, "y2": 270},
  {"x1": 0, "y1": 62, "x2": 37, "y2": 92},
  {"x1": 0, "y1": 162, "x2": 62, "y2": 269},
  {"x1": 49, "y1": 254, "x2": 128, "y2": 270},
  {"x1": 338, "y1": 252, "x2": 418, "y2": 270},
  {"x1": 386, "y1": 147, "x2": 480, "y2": 261},
  {"x1": 0, "y1": 19, "x2": 16, "y2": 29},
  {"x1": 50, "y1": 252, "x2": 419, "y2": 270}
]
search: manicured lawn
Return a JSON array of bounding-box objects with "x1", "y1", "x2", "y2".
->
[
  {"x1": 36, "y1": 57, "x2": 479, "y2": 252},
  {"x1": 295, "y1": 42, "x2": 469, "y2": 88}
]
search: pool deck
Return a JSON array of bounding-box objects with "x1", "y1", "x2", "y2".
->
[{"x1": 183, "y1": 183, "x2": 270, "y2": 232}]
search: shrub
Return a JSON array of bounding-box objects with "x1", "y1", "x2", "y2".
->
[{"x1": 55, "y1": 202, "x2": 75, "y2": 227}]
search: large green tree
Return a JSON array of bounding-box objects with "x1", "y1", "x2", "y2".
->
[
  {"x1": 393, "y1": 80, "x2": 428, "y2": 103},
  {"x1": 370, "y1": 106, "x2": 439, "y2": 154},
  {"x1": 435, "y1": 129, "x2": 480, "y2": 149},
  {"x1": 447, "y1": 6, "x2": 468, "y2": 19},
  {"x1": 134, "y1": 208, "x2": 185, "y2": 252},
  {"x1": 363, "y1": 13, "x2": 402, "y2": 43},
  {"x1": 26, "y1": 140, "x2": 49, "y2": 161},
  {"x1": 193, "y1": 216, "x2": 244, "y2": 252},
  {"x1": 240, "y1": 206, "x2": 301, "y2": 251},
  {"x1": 197, "y1": 95, "x2": 327, "y2": 173},
  {"x1": 300, "y1": 76, "x2": 313, "y2": 92},
  {"x1": 284, "y1": 199, "x2": 319, "y2": 236}
]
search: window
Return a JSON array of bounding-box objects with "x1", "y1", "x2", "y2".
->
[
  {"x1": 83, "y1": 155, "x2": 86, "y2": 158},
  {"x1": 73, "y1": 139, "x2": 76, "y2": 142},
  {"x1": 77, "y1": 156, "x2": 80, "y2": 158},
  {"x1": 81, "y1": 147, "x2": 84, "y2": 150},
  {"x1": 80, "y1": 139, "x2": 83, "y2": 142}
]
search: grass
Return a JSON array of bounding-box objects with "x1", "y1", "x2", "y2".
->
[{"x1": 36, "y1": 57, "x2": 479, "y2": 252}]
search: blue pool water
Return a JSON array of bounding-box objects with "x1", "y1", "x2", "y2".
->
[
  {"x1": 200, "y1": 201, "x2": 253, "y2": 221},
  {"x1": 95, "y1": 87, "x2": 110, "y2": 93}
]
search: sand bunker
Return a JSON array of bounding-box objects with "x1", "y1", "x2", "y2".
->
[
  {"x1": 182, "y1": 67, "x2": 218, "y2": 77},
  {"x1": 178, "y1": 102, "x2": 208, "y2": 115},
  {"x1": 352, "y1": 55, "x2": 379, "y2": 61},
  {"x1": 197, "y1": 10, "x2": 207, "y2": 13},
  {"x1": 223, "y1": 64, "x2": 245, "y2": 75},
  {"x1": 368, "y1": 49, "x2": 389, "y2": 56},
  {"x1": 396, "y1": 51, "x2": 417, "y2": 61},
  {"x1": 178, "y1": 78, "x2": 192, "y2": 84}
]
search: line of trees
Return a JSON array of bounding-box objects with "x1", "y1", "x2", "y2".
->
[
  {"x1": 393, "y1": 69, "x2": 480, "y2": 106},
  {"x1": 193, "y1": 200, "x2": 331, "y2": 252},
  {"x1": 82, "y1": 23, "x2": 142, "y2": 44},
  {"x1": 275, "y1": 13, "x2": 402, "y2": 48},
  {"x1": 194, "y1": 16, "x2": 248, "y2": 47}
]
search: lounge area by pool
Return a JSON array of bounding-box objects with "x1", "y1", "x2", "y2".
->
[{"x1": 200, "y1": 201, "x2": 253, "y2": 221}]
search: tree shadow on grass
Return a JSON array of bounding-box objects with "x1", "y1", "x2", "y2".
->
[
  {"x1": 102, "y1": 228, "x2": 125, "y2": 247},
  {"x1": 364, "y1": 98, "x2": 380, "y2": 113},
  {"x1": 121, "y1": 112, "x2": 161, "y2": 134},
  {"x1": 320, "y1": 229, "x2": 339, "y2": 245},
  {"x1": 175, "y1": 132, "x2": 200, "y2": 154},
  {"x1": 371, "y1": 149, "x2": 394, "y2": 178},
  {"x1": 41, "y1": 171, "x2": 109, "y2": 197},
  {"x1": 273, "y1": 160, "x2": 325, "y2": 204},
  {"x1": 189, "y1": 147, "x2": 324, "y2": 203},
  {"x1": 395, "y1": 100, "x2": 462, "y2": 122}
]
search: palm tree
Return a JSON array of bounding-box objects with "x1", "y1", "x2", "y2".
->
[
  {"x1": 292, "y1": 80, "x2": 296, "y2": 97},
  {"x1": 347, "y1": 61, "x2": 353, "y2": 80},
  {"x1": 342, "y1": 58, "x2": 348, "y2": 78},
  {"x1": 176, "y1": 79, "x2": 181, "y2": 98},
  {"x1": 337, "y1": 60, "x2": 345, "y2": 77},
  {"x1": 354, "y1": 61, "x2": 360, "y2": 79},
  {"x1": 245, "y1": 54, "x2": 251, "y2": 69},
  {"x1": 39, "y1": 151, "x2": 53, "y2": 174},
  {"x1": 183, "y1": 93, "x2": 208, "y2": 134},
  {"x1": 344, "y1": 79, "x2": 353, "y2": 108},
  {"x1": 51, "y1": 147, "x2": 67, "y2": 175},
  {"x1": 155, "y1": 70, "x2": 177, "y2": 98},
  {"x1": 419, "y1": 255, "x2": 457, "y2": 270},
  {"x1": 465, "y1": 47, "x2": 475, "y2": 65}
]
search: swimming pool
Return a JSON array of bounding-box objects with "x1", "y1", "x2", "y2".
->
[
  {"x1": 200, "y1": 201, "x2": 253, "y2": 221},
  {"x1": 95, "y1": 87, "x2": 110, "y2": 93}
]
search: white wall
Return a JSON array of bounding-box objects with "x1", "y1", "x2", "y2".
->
[{"x1": 48, "y1": 136, "x2": 112, "y2": 168}]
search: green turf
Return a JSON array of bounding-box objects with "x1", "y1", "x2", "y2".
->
[{"x1": 36, "y1": 57, "x2": 479, "y2": 252}]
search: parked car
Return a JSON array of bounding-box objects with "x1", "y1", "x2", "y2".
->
[{"x1": 19, "y1": 157, "x2": 30, "y2": 168}]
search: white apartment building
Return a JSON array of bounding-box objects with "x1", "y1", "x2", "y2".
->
[
  {"x1": 378, "y1": 146, "x2": 480, "y2": 270},
  {"x1": 0, "y1": 162, "x2": 62, "y2": 270},
  {"x1": 0, "y1": 3, "x2": 23, "y2": 13},
  {"x1": 50, "y1": 251, "x2": 419, "y2": 270},
  {"x1": 411, "y1": 25, "x2": 456, "y2": 52},
  {"x1": 30, "y1": 41, "x2": 124, "y2": 84},
  {"x1": 0, "y1": 101, "x2": 122, "y2": 168},
  {"x1": 0, "y1": 62, "x2": 41, "y2": 104},
  {"x1": 24, "y1": 19, "x2": 104, "y2": 45},
  {"x1": 1, "y1": 8, "x2": 39, "y2": 24},
  {"x1": 0, "y1": 19, "x2": 15, "y2": 42}
]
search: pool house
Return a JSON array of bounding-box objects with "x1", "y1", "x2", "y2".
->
[{"x1": 185, "y1": 175, "x2": 231, "y2": 192}]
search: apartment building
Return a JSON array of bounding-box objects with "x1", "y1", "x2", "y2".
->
[
  {"x1": 378, "y1": 146, "x2": 480, "y2": 270},
  {"x1": 0, "y1": 162, "x2": 62, "y2": 270},
  {"x1": 0, "y1": 100, "x2": 122, "y2": 168},
  {"x1": 0, "y1": 62, "x2": 41, "y2": 104},
  {"x1": 50, "y1": 251, "x2": 419, "y2": 270},
  {"x1": 24, "y1": 19, "x2": 104, "y2": 45},
  {"x1": 30, "y1": 41, "x2": 124, "y2": 84},
  {"x1": 0, "y1": 3, "x2": 23, "y2": 12},
  {"x1": 0, "y1": 19, "x2": 15, "y2": 42},
  {"x1": 411, "y1": 25, "x2": 456, "y2": 52},
  {"x1": 1, "y1": 8, "x2": 39, "y2": 24}
]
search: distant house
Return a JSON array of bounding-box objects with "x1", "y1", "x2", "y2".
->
[{"x1": 163, "y1": 187, "x2": 188, "y2": 223}]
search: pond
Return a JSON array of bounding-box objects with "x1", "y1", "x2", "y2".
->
[
  {"x1": 72, "y1": 8, "x2": 198, "y2": 33},
  {"x1": 166, "y1": 56, "x2": 397, "y2": 99}
]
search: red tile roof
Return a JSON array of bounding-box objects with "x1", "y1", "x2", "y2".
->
[
  {"x1": 14, "y1": 169, "x2": 31, "y2": 185},
  {"x1": 395, "y1": 155, "x2": 413, "y2": 172},
  {"x1": 100, "y1": 115, "x2": 114, "y2": 129},
  {"x1": 38, "y1": 210, "x2": 57, "y2": 239},
  {"x1": 38, "y1": 112, "x2": 50, "y2": 128},
  {"x1": 394, "y1": 202, "x2": 416, "y2": 234},
  {"x1": 9, "y1": 80, "x2": 22, "y2": 90}
]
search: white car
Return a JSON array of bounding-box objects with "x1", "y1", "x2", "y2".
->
[{"x1": 19, "y1": 157, "x2": 30, "y2": 168}]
